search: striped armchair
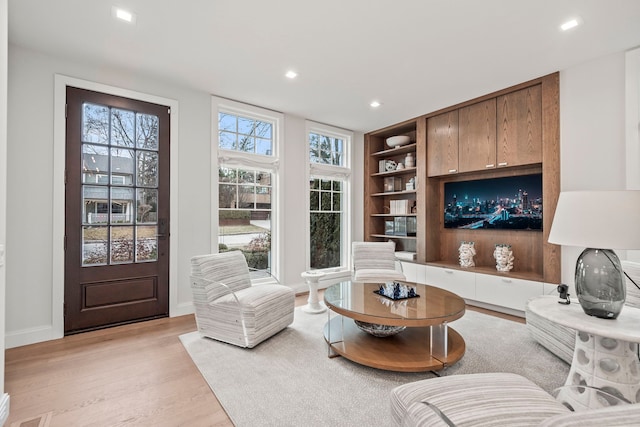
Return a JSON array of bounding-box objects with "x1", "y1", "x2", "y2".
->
[
  {"x1": 190, "y1": 251, "x2": 295, "y2": 348},
  {"x1": 391, "y1": 372, "x2": 640, "y2": 426},
  {"x1": 352, "y1": 241, "x2": 406, "y2": 282}
]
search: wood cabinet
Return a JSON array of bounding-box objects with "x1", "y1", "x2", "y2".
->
[
  {"x1": 427, "y1": 111, "x2": 458, "y2": 176},
  {"x1": 497, "y1": 85, "x2": 542, "y2": 167},
  {"x1": 458, "y1": 99, "x2": 497, "y2": 173},
  {"x1": 364, "y1": 73, "x2": 560, "y2": 286}
]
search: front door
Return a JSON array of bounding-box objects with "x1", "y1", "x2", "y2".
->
[{"x1": 64, "y1": 87, "x2": 170, "y2": 334}]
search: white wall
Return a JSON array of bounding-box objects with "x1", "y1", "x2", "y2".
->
[
  {"x1": 1, "y1": 0, "x2": 9, "y2": 388},
  {"x1": 559, "y1": 51, "x2": 629, "y2": 290},
  {"x1": 5, "y1": 44, "x2": 363, "y2": 348}
]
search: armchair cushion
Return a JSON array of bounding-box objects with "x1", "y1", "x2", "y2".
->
[{"x1": 391, "y1": 373, "x2": 569, "y2": 426}]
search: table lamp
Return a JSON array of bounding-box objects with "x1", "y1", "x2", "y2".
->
[{"x1": 548, "y1": 190, "x2": 640, "y2": 319}]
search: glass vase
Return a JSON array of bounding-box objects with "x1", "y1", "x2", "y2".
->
[{"x1": 575, "y1": 248, "x2": 626, "y2": 319}]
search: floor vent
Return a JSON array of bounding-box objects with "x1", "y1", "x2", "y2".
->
[{"x1": 10, "y1": 411, "x2": 52, "y2": 427}]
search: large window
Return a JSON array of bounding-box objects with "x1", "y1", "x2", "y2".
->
[
  {"x1": 214, "y1": 98, "x2": 281, "y2": 280},
  {"x1": 307, "y1": 123, "x2": 352, "y2": 272}
]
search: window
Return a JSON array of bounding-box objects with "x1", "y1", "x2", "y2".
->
[
  {"x1": 213, "y1": 98, "x2": 282, "y2": 280},
  {"x1": 307, "y1": 122, "x2": 352, "y2": 272}
]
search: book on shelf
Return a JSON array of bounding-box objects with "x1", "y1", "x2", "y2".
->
[
  {"x1": 389, "y1": 199, "x2": 411, "y2": 214},
  {"x1": 395, "y1": 251, "x2": 416, "y2": 261}
]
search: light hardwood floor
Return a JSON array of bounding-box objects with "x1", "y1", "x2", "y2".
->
[{"x1": 5, "y1": 292, "x2": 523, "y2": 426}]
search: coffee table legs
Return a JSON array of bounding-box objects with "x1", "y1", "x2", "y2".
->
[{"x1": 430, "y1": 322, "x2": 449, "y2": 362}]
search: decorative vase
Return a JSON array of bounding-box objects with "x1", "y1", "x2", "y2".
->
[
  {"x1": 405, "y1": 152, "x2": 415, "y2": 168},
  {"x1": 493, "y1": 244, "x2": 514, "y2": 272},
  {"x1": 458, "y1": 241, "x2": 476, "y2": 268},
  {"x1": 574, "y1": 248, "x2": 626, "y2": 319}
]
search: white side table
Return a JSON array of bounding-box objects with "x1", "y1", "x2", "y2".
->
[
  {"x1": 301, "y1": 271, "x2": 326, "y2": 314},
  {"x1": 527, "y1": 296, "x2": 640, "y2": 410}
]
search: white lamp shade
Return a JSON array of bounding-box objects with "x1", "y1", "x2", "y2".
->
[{"x1": 548, "y1": 190, "x2": 640, "y2": 249}]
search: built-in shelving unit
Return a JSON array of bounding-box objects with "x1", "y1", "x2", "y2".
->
[{"x1": 364, "y1": 73, "x2": 560, "y2": 285}]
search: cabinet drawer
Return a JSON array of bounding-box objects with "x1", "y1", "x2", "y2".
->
[
  {"x1": 401, "y1": 262, "x2": 426, "y2": 284},
  {"x1": 475, "y1": 273, "x2": 543, "y2": 311},
  {"x1": 425, "y1": 266, "x2": 475, "y2": 299}
]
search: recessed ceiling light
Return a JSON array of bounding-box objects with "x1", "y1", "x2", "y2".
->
[
  {"x1": 285, "y1": 70, "x2": 298, "y2": 79},
  {"x1": 370, "y1": 101, "x2": 381, "y2": 108},
  {"x1": 112, "y1": 7, "x2": 136, "y2": 24},
  {"x1": 560, "y1": 18, "x2": 580, "y2": 31}
]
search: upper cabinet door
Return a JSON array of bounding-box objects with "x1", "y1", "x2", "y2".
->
[
  {"x1": 458, "y1": 99, "x2": 497, "y2": 173},
  {"x1": 497, "y1": 85, "x2": 542, "y2": 167},
  {"x1": 427, "y1": 110, "x2": 459, "y2": 176}
]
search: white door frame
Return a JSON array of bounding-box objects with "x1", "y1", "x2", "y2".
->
[{"x1": 52, "y1": 75, "x2": 179, "y2": 339}]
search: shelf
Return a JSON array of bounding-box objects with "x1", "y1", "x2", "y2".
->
[
  {"x1": 371, "y1": 190, "x2": 416, "y2": 197},
  {"x1": 371, "y1": 234, "x2": 417, "y2": 240},
  {"x1": 371, "y1": 213, "x2": 417, "y2": 217},
  {"x1": 425, "y1": 261, "x2": 544, "y2": 282},
  {"x1": 371, "y1": 167, "x2": 417, "y2": 177},
  {"x1": 371, "y1": 143, "x2": 417, "y2": 158}
]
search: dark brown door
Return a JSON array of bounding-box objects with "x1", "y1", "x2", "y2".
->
[{"x1": 64, "y1": 87, "x2": 170, "y2": 334}]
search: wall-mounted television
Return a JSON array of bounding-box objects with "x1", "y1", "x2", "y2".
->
[{"x1": 444, "y1": 173, "x2": 543, "y2": 231}]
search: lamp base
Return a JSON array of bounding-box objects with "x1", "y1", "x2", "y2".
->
[{"x1": 575, "y1": 248, "x2": 626, "y2": 319}]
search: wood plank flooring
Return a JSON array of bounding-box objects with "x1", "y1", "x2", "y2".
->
[{"x1": 5, "y1": 292, "x2": 523, "y2": 426}]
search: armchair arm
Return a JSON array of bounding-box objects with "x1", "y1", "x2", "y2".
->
[
  {"x1": 551, "y1": 384, "x2": 632, "y2": 406},
  {"x1": 247, "y1": 267, "x2": 281, "y2": 285},
  {"x1": 401, "y1": 400, "x2": 456, "y2": 427},
  {"x1": 190, "y1": 275, "x2": 250, "y2": 347}
]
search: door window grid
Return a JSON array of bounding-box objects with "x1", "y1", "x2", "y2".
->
[{"x1": 81, "y1": 102, "x2": 159, "y2": 266}]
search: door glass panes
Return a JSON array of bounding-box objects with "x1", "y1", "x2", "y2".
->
[
  {"x1": 81, "y1": 102, "x2": 159, "y2": 266},
  {"x1": 218, "y1": 112, "x2": 273, "y2": 155},
  {"x1": 82, "y1": 226, "x2": 108, "y2": 265},
  {"x1": 309, "y1": 178, "x2": 343, "y2": 269},
  {"x1": 82, "y1": 103, "x2": 109, "y2": 144},
  {"x1": 136, "y1": 113, "x2": 159, "y2": 150},
  {"x1": 309, "y1": 133, "x2": 344, "y2": 166}
]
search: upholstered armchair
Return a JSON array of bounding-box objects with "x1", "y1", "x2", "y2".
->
[
  {"x1": 190, "y1": 251, "x2": 295, "y2": 348},
  {"x1": 352, "y1": 241, "x2": 406, "y2": 282},
  {"x1": 391, "y1": 372, "x2": 640, "y2": 426}
]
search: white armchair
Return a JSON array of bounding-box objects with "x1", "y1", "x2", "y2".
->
[
  {"x1": 190, "y1": 250, "x2": 295, "y2": 348},
  {"x1": 352, "y1": 241, "x2": 406, "y2": 282}
]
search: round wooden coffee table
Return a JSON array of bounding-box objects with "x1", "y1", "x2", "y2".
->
[{"x1": 323, "y1": 281, "x2": 466, "y2": 372}]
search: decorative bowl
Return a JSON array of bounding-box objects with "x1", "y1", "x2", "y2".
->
[
  {"x1": 386, "y1": 135, "x2": 411, "y2": 148},
  {"x1": 354, "y1": 320, "x2": 406, "y2": 337}
]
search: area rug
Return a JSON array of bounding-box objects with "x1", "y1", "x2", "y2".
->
[{"x1": 180, "y1": 308, "x2": 570, "y2": 427}]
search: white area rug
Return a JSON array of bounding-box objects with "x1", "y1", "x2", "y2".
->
[{"x1": 180, "y1": 308, "x2": 569, "y2": 427}]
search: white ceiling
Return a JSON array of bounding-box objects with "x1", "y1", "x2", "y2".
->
[{"x1": 8, "y1": 0, "x2": 640, "y2": 132}]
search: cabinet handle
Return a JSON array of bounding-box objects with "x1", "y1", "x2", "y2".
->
[
  {"x1": 448, "y1": 169, "x2": 457, "y2": 173},
  {"x1": 444, "y1": 269, "x2": 454, "y2": 274},
  {"x1": 502, "y1": 278, "x2": 512, "y2": 283},
  {"x1": 498, "y1": 162, "x2": 508, "y2": 167},
  {"x1": 485, "y1": 164, "x2": 495, "y2": 168}
]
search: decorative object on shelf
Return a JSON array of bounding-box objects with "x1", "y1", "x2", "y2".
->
[
  {"x1": 493, "y1": 244, "x2": 514, "y2": 272},
  {"x1": 548, "y1": 190, "x2": 640, "y2": 319},
  {"x1": 353, "y1": 320, "x2": 406, "y2": 337},
  {"x1": 405, "y1": 176, "x2": 416, "y2": 191},
  {"x1": 411, "y1": 200, "x2": 417, "y2": 213},
  {"x1": 406, "y1": 217, "x2": 417, "y2": 236},
  {"x1": 378, "y1": 159, "x2": 387, "y2": 173},
  {"x1": 385, "y1": 159, "x2": 397, "y2": 171},
  {"x1": 394, "y1": 217, "x2": 407, "y2": 236},
  {"x1": 386, "y1": 135, "x2": 411, "y2": 148},
  {"x1": 458, "y1": 241, "x2": 476, "y2": 268},
  {"x1": 396, "y1": 162, "x2": 404, "y2": 170},
  {"x1": 384, "y1": 220, "x2": 395, "y2": 235},
  {"x1": 384, "y1": 177, "x2": 403, "y2": 192},
  {"x1": 405, "y1": 152, "x2": 415, "y2": 168},
  {"x1": 374, "y1": 281, "x2": 419, "y2": 300}
]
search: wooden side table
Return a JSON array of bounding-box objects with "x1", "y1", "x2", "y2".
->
[{"x1": 527, "y1": 296, "x2": 640, "y2": 410}]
